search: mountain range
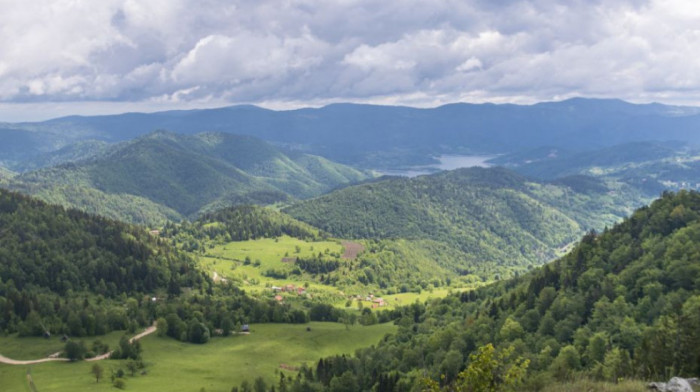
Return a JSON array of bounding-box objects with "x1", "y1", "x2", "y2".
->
[
  {"x1": 3, "y1": 98, "x2": 700, "y2": 170},
  {"x1": 5, "y1": 131, "x2": 370, "y2": 224}
]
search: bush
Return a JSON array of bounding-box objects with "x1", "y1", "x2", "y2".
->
[{"x1": 113, "y1": 378, "x2": 126, "y2": 389}]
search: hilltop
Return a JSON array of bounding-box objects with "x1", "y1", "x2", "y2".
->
[{"x1": 6, "y1": 131, "x2": 370, "y2": 224}]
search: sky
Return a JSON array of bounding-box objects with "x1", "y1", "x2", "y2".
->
[{"x1": 1, "y1": 0, "x2": 700, "y2": 121}]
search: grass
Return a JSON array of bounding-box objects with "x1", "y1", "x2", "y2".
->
[
  {"x1": 0, "y1": 322, "x2": 396, "y2": 392},
  {"x1": 0, "y1": 330, "x2": 129, "y2": 360},
  {"x1": 539, "y1": 379, "x2": 648, "y2": 392},
  {"x1": 383, "y1": 288, "x2": 463, "y2": 308},
  {"x1": 199, "y1": 236, "x2": 349, "y2": 304}
]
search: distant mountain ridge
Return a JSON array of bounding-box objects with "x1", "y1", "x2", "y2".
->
[
  {"x1": 3, "y1": 98, "x2": 700, "y2": 170},
  {"x1": 5, "y1": 131, "x2": 371, "y2": 224}
]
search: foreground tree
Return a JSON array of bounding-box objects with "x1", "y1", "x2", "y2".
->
[
  {"x1": 422, "y1": 343, "x2": 529, "y2": 392},
  {"x1": 91, "y1": 363, "x2": 104, "y2": 383},
  {"x1": 64, "y1": 340, "x2": 86, "y2": 361}
]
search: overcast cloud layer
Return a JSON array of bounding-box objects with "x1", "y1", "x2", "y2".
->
[{"x1": 1, "y1": 0, "x2": 700, "y2": 119}]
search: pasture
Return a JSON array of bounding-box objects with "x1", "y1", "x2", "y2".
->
[{"x1": 0, "y1": 322, "x2": 396, "y2": 392}]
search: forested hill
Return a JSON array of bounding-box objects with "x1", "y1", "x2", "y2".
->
[
  {"x1": 0, "y1": 188, "x2": 204, "y2": 333},
  {"x1": 161, "y1": 205, "x2": 323, "y2": 252},
  {"x1": 5, "y1": 131, "x2": 371, "y2": 224},
  {"x1": 0, "y1": 190, "x2": 309, "y2": 342},
  {"x1": 284, "y1": 167, "x2": 649, "y2": 268},
  {"x1": 0, "y1": 189, "x2": 202, "y2": 297},
  {"x1": 285, "y1": 190, "x2": 700, "y2": 391}
]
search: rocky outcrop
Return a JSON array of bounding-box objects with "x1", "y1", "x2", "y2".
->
[{"x1": 648, "y1": 377, "x2": 699, "y2": 392}]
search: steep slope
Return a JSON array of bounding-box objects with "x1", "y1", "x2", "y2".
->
[
  {"x1": 6, "y1": 131, "x2": 370, "y2": 223},
  {"x1": 0, "y1": 188, "x2": 203, "y2": 334},
  {"x1": 284, "y1": 190, "x2": 700, "y2": 391},
  {"x1": 285, "y1": 167, "x2": 648, "y2": 268},
  {"x1": 0, "y1": 190, "x2": 306, "y2": 343}
]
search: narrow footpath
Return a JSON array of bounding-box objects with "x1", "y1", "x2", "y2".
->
[{"x1": 0, "y1": 323, "x2": 157, "y2": 365}]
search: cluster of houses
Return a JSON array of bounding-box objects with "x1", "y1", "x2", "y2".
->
[
  {"x1": 271, "y1": 284, "x2": 308, "y2": 301},
  {"x1": 355, "y1": 294, "x2": 387, "y2": 308}
]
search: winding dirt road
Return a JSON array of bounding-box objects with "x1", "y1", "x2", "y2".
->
[{"x1": 0, "y1": 323, "x2": 157, "y2": 365}]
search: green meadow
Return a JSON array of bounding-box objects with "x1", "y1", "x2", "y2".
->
[
  {"x1": 0, "y1": 322, "x2": 396, "y2": 392},
  {"x1": 0, "y1": 330, "x2": 130, "y2": 360},
  {"x1": 200, "y1": 236, "x2": 347, "y2": 295}
]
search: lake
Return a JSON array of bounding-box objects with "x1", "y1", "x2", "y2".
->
[{"x1": 377, "y1": 154, "x2": 495, "y2": 177}]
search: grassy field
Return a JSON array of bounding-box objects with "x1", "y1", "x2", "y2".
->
[
  {"x1": 383, "y1": 288, "x2": 466, "y2": 307},
  {"x1": 199, "y1": 236, "x2": 349, "y2": 304},
  {"x1": 0, "y1": 322, "x2": 396, "y2": 392},
  {"x1": 0, "y1": 330, "x2": 129, "y2": 360}
]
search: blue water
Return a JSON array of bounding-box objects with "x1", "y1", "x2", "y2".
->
[{"x1": 377, "y1": 155, "x2": 495, "y2": 177}]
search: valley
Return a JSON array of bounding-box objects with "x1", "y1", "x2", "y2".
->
[
  {"x1": 5, "y1": 0, "x2": 700, "y2": 390},
  {"x1": 1, "y1": 99, "x2": 700, "y2": 391}
]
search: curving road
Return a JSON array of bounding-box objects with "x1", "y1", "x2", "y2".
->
[{"x1": 0, "y1": 323, "x2": 157, "y2": 365}]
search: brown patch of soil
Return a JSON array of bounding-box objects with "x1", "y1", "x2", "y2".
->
[{"x1": 341, "y1": 241, "x2": 365, "y2": 259}]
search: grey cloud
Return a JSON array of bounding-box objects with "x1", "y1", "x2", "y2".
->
[{"x1": 0, "y1": 0, "x2": 698, "y2": 108}]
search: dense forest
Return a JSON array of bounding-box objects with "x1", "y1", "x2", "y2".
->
[
  {"x1": 286, "y1": 167, "x2": 648, "y2": 270},
  {"x1": 238, "y1": 190, "x2": 700, "y2": 391},
  {"x1": 0, "y1": 190, "x2": 318, "y2": 343}
]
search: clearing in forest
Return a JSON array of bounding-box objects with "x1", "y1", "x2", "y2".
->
[{"x1": 341, "y1": 241, "x2": 364, "y2": 259}]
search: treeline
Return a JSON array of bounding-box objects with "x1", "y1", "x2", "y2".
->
[
  {"x1": 246, "y1": 190, "x2": 700, "y2": 391},
  {"x1": 296, "y1": 256, "x2": 340, "y2": 275},
  {"x1": 162, "y1": 205, "x2": 322, "y2": 252}
]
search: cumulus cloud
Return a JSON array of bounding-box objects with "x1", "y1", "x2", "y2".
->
[{"x1": 1, "y1": 0, "x2": 700, "y2": 111}]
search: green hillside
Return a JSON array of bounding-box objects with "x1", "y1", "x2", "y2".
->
[
  {"x1": 0, "y1": 188, "x2": 203, "y2": 336},
  {"x1": 6, "y1": 131, "x2": 371, "y2": 224},
  {"x1": 163, "y1": 205, "x2": 466, "y2": 297},
  {"x1": 162, "y1": 204, "x2": 322, "y2": 249},
  {"x1": 285, "y1": 167, "x2": 649, "y2": 270},
  {"x1": 0, "y1": 190, "x2": 330, "y2": 343},
  {"x1": 270, "y1": 190, "x2": 700, "y2": 391}
]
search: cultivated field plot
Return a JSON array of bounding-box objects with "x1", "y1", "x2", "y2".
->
[
  {"x1": 341, "y1": 241, "x2": 365, "y2": 259},
  {"x1": 0, "y1": 322, "x2": 396, "y2": 392}
]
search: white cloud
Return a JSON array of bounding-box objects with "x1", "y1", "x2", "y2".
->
[{"x1": 1, "y1": 0, "x2": 700, "y2": 114}]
